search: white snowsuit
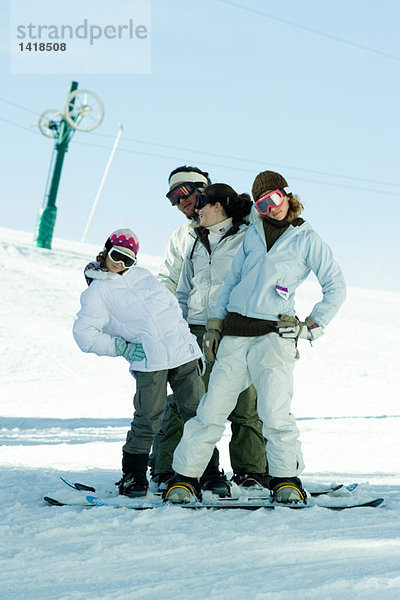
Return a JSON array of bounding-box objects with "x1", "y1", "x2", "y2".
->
[
  {"x1": 73, "y1": 265, "x2": 201, "y2": 372},
  {"x1": 73, "y1": 264, "x2": 204, "y2": 456},
  {"x1": 154, "y1": 213, "x2": 268, "y2": 475},
  {"x1": 172, "y1": 219, "x2": 346, "y2": 479},
  {"x1": 157, "y1": 206, "x2": 260, "y2": 295},
  {"x1": 176, "y1": 223, "x2": 248, "y2": 324}
]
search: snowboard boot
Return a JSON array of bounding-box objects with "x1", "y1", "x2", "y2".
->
[
  {"x1": 200, "y1": 448, "x2": 231, "y2": 498},
  {"x1": 155, "y1": 472, "x2": 174, "y2": 492},
  {"x1": 118, "y1": 452, "x2": 149, "y2": 498},
  {"x1": 163, "y1": 474, "x2": 202, "y2": 504},
  {"x1": 269, "y1": 477, "x2": 307, "y2": 504},
  {"x1": 231, "y1": 473, "x2": 271, "y2": 489}
]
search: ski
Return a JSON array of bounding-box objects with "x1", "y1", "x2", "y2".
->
[
  {"x1": 44, "y1": 495, "x2": 94, "y2": 507},
  {"x1": 310, "y1": 482, "x2": 358, "y2": 496},
  {"x1": 43, "y1": 490, "x2": 383, "y2": 510},
  {"x1": 85, "y1": 495, "x2": 384, "y2": 511},
  {"x1": 60, "y1": 476, "x2": 96, "y2": 492},
  {"x1": 59, "y1": 476, "x2": 358, "y2": 499},
  {"x1": 240, "y1": 483, "x2": 359, "y2": 501}
]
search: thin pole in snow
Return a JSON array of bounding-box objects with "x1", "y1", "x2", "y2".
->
[{"x1": 81, "y1": 123, "x2": 123, "y2": 243}]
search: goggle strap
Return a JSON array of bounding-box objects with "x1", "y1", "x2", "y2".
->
[
  {"x1": 258, "y1": 187, "x2": 291, "y2": 201},
  {"x1": 110, "y1": 247, "x2": 133, "y2": 259}
]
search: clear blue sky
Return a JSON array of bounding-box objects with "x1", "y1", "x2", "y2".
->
[{"x1": 1, "y1": 0, "x2": 399, "y2": 290}]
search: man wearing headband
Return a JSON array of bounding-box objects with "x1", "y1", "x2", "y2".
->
[
  {"x1": 151, "y1": 166, "x2": 268, "y2": 497},
  {"x1": 158, "y1": 166, "x2": 211, "y2": 293}
]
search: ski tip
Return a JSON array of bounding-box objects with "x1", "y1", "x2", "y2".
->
[
  {"x1": 323, "y1": 497, "x2": 385, "y2": 510},
  {"x1": 86, "y1": 495, "x2": 106, "y2": 506},
  {"x1": 86, "y1": 495, "x2": 97, "y2": 502},
  {"x1": 308, "y1": 484, "x2": 343, "y2": 497},
  {"x1": 60, "y1": 476, "x2": 95, "y2": 492},
  {"x1": 74, "y1": 482, "x2": 96, "y2": 492},
  {"x1": 44, "y1": 496, "x2": 65, "y2": 506},
  {"x1": 346, "y1": 483, "x2": 358, "y2": 492},
  {"x1": 368, "y1": 498, "x2": 384, "y2": 507}
]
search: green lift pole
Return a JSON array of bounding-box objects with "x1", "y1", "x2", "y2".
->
[{"x1": 34, "y1": 81, "x2": 78, "y2": 249}]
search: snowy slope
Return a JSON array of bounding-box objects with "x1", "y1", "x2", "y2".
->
[{"x1": 0, "y1": 227, "x2": 399, "y2": 600}]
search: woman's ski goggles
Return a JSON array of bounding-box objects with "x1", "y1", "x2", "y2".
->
[
  {"x1": 108, "y1": 247, "x2": 137, "y2": 268},
  {"x1": 194, "y1": 194, "x2": 212, "y2": 210},
  {"x1": 166, "y1": 182, "x2": 203, "y2": 206},
  {"x1": 255, "y1": 187, "x2": 291, "y2": 215}
]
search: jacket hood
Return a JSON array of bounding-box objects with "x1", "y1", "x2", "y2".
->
[{"x1": 84, "y1": 261, "x2": 125, "y2": 286}]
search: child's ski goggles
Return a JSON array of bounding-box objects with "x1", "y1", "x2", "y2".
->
[
  {"x1": 108, "y1": 247, "x2": 137, "y2": 268},
  {"x1": 254, "y1": 187, "x2": 291, "y2": 215},
  {"x1": 166, "y1": 182, "x2": 203, "y2": 206}
]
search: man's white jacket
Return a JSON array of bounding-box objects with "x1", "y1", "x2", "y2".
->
[
  {"x1": 73, "y1": 266, "x2": 201, "y2": 372},
  {"x1": 157, "y1": 220, "x2": 197, "y2": 294}
]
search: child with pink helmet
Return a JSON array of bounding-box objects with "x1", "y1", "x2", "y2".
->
[{"x1": 73, "y1": 228, "x2": 205, "y2": 497}]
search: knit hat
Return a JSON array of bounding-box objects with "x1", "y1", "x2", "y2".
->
[
  {"x1": 252, "y1": 171, "x2": 289, "y2": 201},
  {"x1": 104, "y1": 228, "x2": 139, "y2": 258}
]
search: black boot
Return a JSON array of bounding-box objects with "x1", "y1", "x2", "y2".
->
[
  {"x1": 118, "y1": 452, "x2": 149, "y2": 497},
  {"x1": 200, "y1": 448, "x2": 231, "y2": 498},
  {"x1": 231, "y1": 473, "x2": 271, "y2": 489},
  {"x1": 153, "y1": 472, "x2": 174, "y2": 492}
]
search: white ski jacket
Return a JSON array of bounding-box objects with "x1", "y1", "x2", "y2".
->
[
  {"x1": 157, "y1": 220, "x2": 197, "y2": 294},
  {"x1": 213, "y1": 220, "x2": 346, "y2": 328},
  {"x1": 157, "y1": 206, "x2": 259, "y2": 295},
  {"x1": 176, "y1": 223, "x2": 248, "y2": 325},
  {"x1": 73, "y1": 265, "x2": 201, "y2": 372}
]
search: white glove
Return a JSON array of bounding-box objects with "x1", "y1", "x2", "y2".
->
[
  {"x1": 277, "y1": 315, "x2": 324, "y2": 342},
  {"x1": 277, "y1": 315, "x2": 302, "y2": 339},
  {"x1": 300, "y1": 316, "x2": 324, "y2": 341}
]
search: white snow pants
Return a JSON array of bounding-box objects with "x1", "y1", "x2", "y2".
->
[{"x1": 172, "y1": 333, "x2": 304, "y2": 478}]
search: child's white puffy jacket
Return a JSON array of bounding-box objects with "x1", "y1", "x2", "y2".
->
[{"x1": 73, "y1": 266, "x2": 201, "y2": 372}]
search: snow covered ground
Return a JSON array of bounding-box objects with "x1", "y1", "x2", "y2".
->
[{"x1": 1, "y1": 226, "x2": 399, "y2": 600}]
